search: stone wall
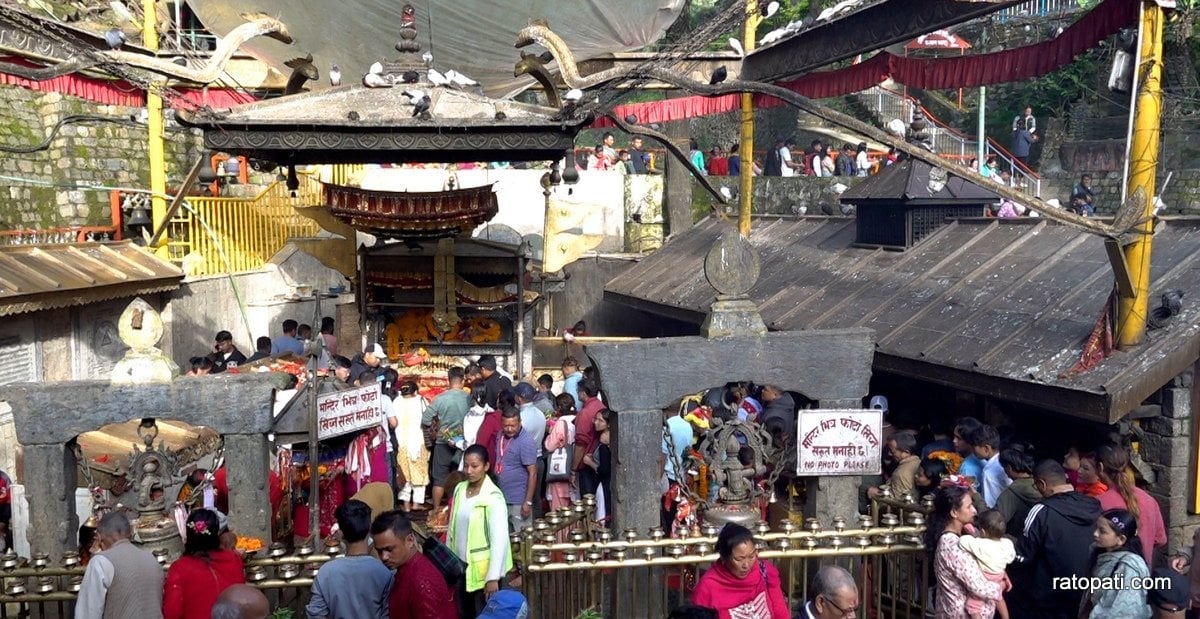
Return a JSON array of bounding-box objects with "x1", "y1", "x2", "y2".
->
[
  {"x1": 691, "y1": 174, "x2": 868, "y2": 220},
  {"x1": 0, "y1": 85, "x2": 205, "y2": 230},
  {"x1": 1036, "y1": 168, "x2": 1200, "y2": 215},
  {"x1": 1142, "y1": 365, "x2": 1199, "y2": 553}
]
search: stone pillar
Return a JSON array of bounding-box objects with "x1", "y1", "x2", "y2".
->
[
  {"x1": 1145, "y1": 367, "x2": 1195, "y2": 552},
  {"x1": 610, "y1": 409, "x2": 662, "y2": 534},
  {"x1": 23, "y1": 443, "x2": 78, "y2": 558},
  {"x1": 612, "y1": 411, "x2": 666, "y2": 619},
  {"x1": 805, "y1": 397, "x2": 866, "y2": 524},
  {"x1": 222, "y1": 433, "x2": 273, "y2": 544},
  {"x1": 662, "y1": 123, "x2": 694, "y2": 239}
]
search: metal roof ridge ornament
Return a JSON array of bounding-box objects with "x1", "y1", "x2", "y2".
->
[{"x1": 700, "y1": 230, "x2": 766, "y2": 338}]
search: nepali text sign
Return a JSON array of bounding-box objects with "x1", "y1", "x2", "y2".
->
[
  {"x1": 797, "y1": 409, "x2": 883, "y2": 476},
  {"x1": 317, "y1": 384, "x2": 382, "y2": 440}
]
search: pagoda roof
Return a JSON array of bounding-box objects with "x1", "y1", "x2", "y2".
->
[{"x1": 176, "y1": 85, "x2": 589, "y2": 164}]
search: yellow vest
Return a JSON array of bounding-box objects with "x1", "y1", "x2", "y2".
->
[{"x1": 448, "y1": 477, "x2": 513, "y2": 591}]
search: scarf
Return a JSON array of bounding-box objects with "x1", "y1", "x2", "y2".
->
[{"x1": 697, "y1": 560, "x2": 771, "y2": 617}]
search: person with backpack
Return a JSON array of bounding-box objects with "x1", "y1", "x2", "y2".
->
[{"x1": 543, "y1": 393, "x2": 578, "y2": 514}]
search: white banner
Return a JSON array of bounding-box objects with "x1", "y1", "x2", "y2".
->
[
  {"x1": 317, "y1": 384, "x2": 383, "y2": 440},
  {"x1": 796, "y1": 409, "x2": 884, "y2": 476}
]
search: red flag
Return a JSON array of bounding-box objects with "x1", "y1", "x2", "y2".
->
[{"x1": 1063, "y1": 291, "x2": 1115, "y2": 377}]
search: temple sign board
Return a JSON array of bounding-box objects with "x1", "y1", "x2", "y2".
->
[
  {"x1": 316, "y1": 383, "x2": 382, "y2": 440},
  {"x1": 797, "y1": 409, "x2": 883, "y2": 476}
]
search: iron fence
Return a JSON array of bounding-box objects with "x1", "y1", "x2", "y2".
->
[{"x1": 517, "y1": 497, "x2": 931, "y2": 618}]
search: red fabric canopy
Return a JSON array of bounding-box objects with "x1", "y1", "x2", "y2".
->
[
  {"x1": 0, "y1": 56, "x2": 258, "y2": 110},
  {"x1": 594, "y1": 0, "x2": 1136, "y2": 128}
]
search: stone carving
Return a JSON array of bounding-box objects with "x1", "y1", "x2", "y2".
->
[
  {"x1": 110, "y1": 298, "x2": 180, "y2": 383},
  {"x1": 697, "y1": 417, "x2": 773, "y2": 528},
  {"x1": 126, "y1": 420, "x2": 183, "y2": 553},
  {"x1": 704, "y1": 233, "x2": 760, "y2": 297}
]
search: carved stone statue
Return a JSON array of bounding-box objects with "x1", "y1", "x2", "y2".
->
[
  {"x1": 698, "y1": 417, "x2": 773, "y2": 528},
  {"x1": 126, "y1": 420, "x2": 183, "y2": 554}
]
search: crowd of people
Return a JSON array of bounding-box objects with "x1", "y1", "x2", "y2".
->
[
  {"x1": 186, "y1": 316, "x2": 340, "y2": 376},
  {"x1": 876, "y1": 414, "x2": 1187, "y2": 619}
]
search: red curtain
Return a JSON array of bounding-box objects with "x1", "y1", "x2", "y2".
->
[
  {"x1": 594, "y1": 0, "x2": 1136, "y2": 128},
  {"x1": 0, "y1": 56, "x2": 259, "y2": 109}
]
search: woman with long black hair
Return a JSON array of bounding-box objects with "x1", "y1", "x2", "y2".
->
[{"x1": 926, "y1": 481, "x2": 1003, "y2": 619}]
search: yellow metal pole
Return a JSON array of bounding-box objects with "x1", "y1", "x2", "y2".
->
[
  {"x1": 143, "y1": 0, "x2": 168, "y2": 257},
  {"x1": 737, "y1": 1, "x2": 762, "y2": 237},
  {"x1": 1116, "y1": 2, "x2": 1164, "y2": 349}
]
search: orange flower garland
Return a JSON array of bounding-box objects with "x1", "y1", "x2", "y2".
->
[{"x1": 927, "y1": 450, "x2": 963, "y2": 476}]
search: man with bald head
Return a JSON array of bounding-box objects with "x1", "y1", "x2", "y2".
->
[
  {"x1": 803, "y1": 565, "x2": 859, "y2": 619},
  {"x1": 210, "y1": 584, "x2": 269, "y2": 619},
  {"x1": 76, "y1": 511, "x2": 163, "y2": 619}
]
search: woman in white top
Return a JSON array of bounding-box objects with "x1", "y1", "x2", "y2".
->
[
  {"x1": 393, "y1": 380, "x2": 430, "y2": 512},
  {"x1": 855, "y1": 142, "x2": 870, "y2": 176}
]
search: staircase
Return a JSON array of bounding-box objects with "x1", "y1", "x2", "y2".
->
[{"x1": 855, "y1": 85, "x2": 1042, "y2": 198}]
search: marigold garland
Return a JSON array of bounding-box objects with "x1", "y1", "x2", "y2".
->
[{"x1": 927, "y1": 450, "x2": 963, "y2": 476}]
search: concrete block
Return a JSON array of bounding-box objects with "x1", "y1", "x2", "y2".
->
[
  {"x1": 1151, "y1": 490, "x2": 1191, "y2": 530},
  {"x1": 586, "y1": 329, "x2": 875, "y2": 412},
  {"x1": 1148, "y1": 463, "x2": 1192, "y2": 497},
  {"x1": 1163, "y1": 387, "x2": 1192, "y2": 419},
  {"x1": 1, "y1": 373, "x2": 293, "y2": 446},
  {"x1": 1143, "y1": 415, "x2": 1187, "y2": 437},
  {"x1": 1141, "y1": 433, "x2": 1192, "y2": 468}
]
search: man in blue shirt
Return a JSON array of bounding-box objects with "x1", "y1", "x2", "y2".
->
[
  {"x1": 495, "y1": 409, "x2": 538, "y2": 533},
  {"x1": 659, "y1": 406, "x2": 694, "y2": 534},
  {"x1": 307, "y1": 500, "x2": 391, "y2": 618},
  {"x1": 270, "y1": 319, "x2": 306, "y2": 357},
  {"x1": 954, "y1": 417, "x2": 985, "y2": 489}
]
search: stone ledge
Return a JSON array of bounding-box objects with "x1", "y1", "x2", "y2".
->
[{"x1": 0, "y1": 373, "x2": 293, "y2": 445}]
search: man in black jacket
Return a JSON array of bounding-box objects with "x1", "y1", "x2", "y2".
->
[
  {"x1": 477, "y1": 354, "x2": 512, "y2": 410},
  {"x1": 1011, "y1": 459, "x2": 1101, "y2": 619}
]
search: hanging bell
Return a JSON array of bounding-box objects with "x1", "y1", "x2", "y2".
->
[
  {"x1": 286, "y1": 164, "x2": 299, "y2": 194},
  {"x1": 126, "y1": 206, "x2": 151, "y2": 227},
  {"x1": 197, "y1": 165, "x2": 218, "y2": 184}
]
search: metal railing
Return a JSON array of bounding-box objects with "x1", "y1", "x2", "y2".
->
[
  {"x1": 517, "y1": 497, "x2": 931, "y2": 618},
  {"x1": 858, "y1": 85, "x2": 1042, "y2": 197},
  {"x1": 995, "y1": 0, "x2": 1093, "y2": 22},
  {"x1": 163, "y1": 174, "x2": 323, "y2": 277},
  {"x1": 0, "y1": 543, "x2": 334, "y2": 618}
]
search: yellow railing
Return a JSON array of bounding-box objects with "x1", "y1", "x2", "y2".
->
[{"x1": 165, "y1": 174, "x2": 323, "y2": 277}]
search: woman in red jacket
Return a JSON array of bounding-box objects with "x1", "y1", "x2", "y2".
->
[{"x1": 164, "y1": 509, "x2": 246, "y2": 619}]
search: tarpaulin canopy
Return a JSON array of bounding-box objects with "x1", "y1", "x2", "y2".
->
[{"x1": 185, "y1": 0, "x2": 686, "y2": 98}]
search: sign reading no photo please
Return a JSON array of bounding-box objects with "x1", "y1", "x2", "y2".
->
[{"x1": 797, "y1": 409, "x2": 883, "y2": 476}]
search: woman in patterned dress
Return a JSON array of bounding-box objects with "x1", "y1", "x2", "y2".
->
[{"x1": 925, "y1": 481, "x2": 1005, "y2": 619}]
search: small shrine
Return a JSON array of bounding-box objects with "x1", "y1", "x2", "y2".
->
[{"x1": 176, "y1": 5, "x2": 589, "y2": 165}]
